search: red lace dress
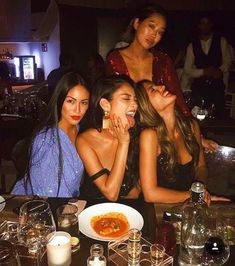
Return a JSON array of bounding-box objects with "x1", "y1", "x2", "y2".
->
[{"x1": 106, "y1": 49, "x2": 190, "y2": 117}]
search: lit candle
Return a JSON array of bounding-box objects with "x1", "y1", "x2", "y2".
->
[{"x1": 47, "y1": 231, "x2": 71, "y2": 266}]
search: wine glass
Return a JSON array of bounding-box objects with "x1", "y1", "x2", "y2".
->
[{"x1": 17, "y1": 200, "x2": 56, "y2": 264}]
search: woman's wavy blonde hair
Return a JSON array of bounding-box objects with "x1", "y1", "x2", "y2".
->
[{"x1": 136, "y1": 80, "x2": 200, "y2": 181}]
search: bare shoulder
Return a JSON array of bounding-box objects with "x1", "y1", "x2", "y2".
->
[
  {"x1": 140, "y1": 128, "x2": 157, "y2": 138},
  {"x1": 77, "y1": 129, "x2": 98, "y2": 146},
  {"x1": 140, "y1": 128, "x2": 158, "y2": 144}
]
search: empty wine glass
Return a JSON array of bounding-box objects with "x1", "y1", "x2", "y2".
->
[{"x1": 17, "y1": 200, "x2": 56, "y2": 264}]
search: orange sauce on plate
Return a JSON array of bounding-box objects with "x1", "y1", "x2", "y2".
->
[{"x1": 91, "y1": 212, "x2": 130, "y2": 238}]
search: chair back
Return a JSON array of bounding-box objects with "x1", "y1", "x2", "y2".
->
[{"x1": 205, "y1": 145, "x2": 235, "y2": 196}]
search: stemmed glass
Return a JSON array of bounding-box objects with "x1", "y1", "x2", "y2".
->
[{"x1": 17, "y1": 200, "x2": 56, "y2": 265}]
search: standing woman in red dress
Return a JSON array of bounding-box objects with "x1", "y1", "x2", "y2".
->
[
  {"x1": 106, "y1": 4, "x2": 190, "y2": 117},
  {"x1": 106, "y1": 3, "x2": 217, "y2": 151}
]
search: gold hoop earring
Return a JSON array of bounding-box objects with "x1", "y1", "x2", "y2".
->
[{"x1": 102, "y1": 110, "x2": 110, "y2": 130}]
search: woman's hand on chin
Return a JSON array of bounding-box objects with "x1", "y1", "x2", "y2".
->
[{"x1": 110, "y1": 114, "x2": 130, "y2": 144}]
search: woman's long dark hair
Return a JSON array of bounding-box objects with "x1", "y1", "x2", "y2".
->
[
  {"x1": 88, "y1": 74, "x2": 140, "y2": 188},
  {"x1": 136, "y1": 80, "x2": 200, "y2": 181},
  {"x1": 24, "y1": 72, "x2": 88, "y2": 195}
]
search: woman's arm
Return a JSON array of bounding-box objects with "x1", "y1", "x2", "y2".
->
[
  {"x1": 191, "y1": 120, "x2": 208, "y2": 183},
  {"x1": 139, "y1": 128, "x2": 190, "y2": 203},
  {"x1": 76, "y1": 117, "x2": 130, "y2": 201}
]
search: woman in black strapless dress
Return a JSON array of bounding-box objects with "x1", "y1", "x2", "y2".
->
[{"x1": 137, "y1": 80, "x2": 208, "y2": 203}]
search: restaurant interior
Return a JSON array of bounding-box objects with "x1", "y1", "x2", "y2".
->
[{"x1": 0, "y1": 0, "x2": 235, "y2": 265}]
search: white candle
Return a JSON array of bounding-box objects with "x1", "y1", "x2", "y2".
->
[{"x1": 47, "y1": 231, "x2": 71, "y2": 266}]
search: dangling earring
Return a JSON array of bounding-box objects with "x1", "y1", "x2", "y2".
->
[{"x1": 102, "y1": 110, "x2": 110, "y2": 130}]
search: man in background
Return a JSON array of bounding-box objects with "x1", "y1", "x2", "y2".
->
[{"x1": 183, "y1": 13, "x2": 232, "y2": 117}]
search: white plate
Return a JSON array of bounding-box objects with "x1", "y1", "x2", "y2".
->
[
  {"x1": 78, "y1": 202, "x2": 144, "y2": 241},
  {"x1": 0, "y1": 196, "x2": 6, "y2": 212}
]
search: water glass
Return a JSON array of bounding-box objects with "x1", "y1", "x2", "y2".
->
[
  {"x1": 127, "y1": 229, "x2": 142, "y2": 266},
  {"x1": 57, "y1": 204, "x2": 79, "y2": 252},
  {"x1": 150, "y1": 244, "x2": 165, "y2": 265},
  {"x1": 127, "y1": 243, "x2": 142, "y2": 266}
]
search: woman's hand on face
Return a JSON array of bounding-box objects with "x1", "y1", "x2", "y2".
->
[{"x1": 110, "y1": 114, "x2": 130, "y2": 144}]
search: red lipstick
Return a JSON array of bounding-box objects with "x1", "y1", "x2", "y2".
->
[{"x1": 71, "y1": 115, "x2": 81, "y2": 121}]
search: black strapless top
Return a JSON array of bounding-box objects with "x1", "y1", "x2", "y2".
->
[{"x1": 157, "y1": 153, "x2": 195, "y2": 191}]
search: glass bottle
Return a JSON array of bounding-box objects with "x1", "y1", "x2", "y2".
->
[
  {"x1": 87, "y1": 244, "x2": 106, "y2": 266},
  {"x1": 155, "y1": 211, "x2": 176, "y2": 257},
  {"x1": 178, "y1": 182, "x2": 207, "y2": 266}
]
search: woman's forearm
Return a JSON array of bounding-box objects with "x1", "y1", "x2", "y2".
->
[{"x1": 102, "y1": 142, "x2": 129, "y2": 200}]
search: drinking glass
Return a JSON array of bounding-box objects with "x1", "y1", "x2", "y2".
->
[
  {"x1": 127, "y1": 243, "x2": 142, "y2": 266},
  {"x1": 203, "y1": 208, "x2": 230, "y2": 265},
  {"x1": 127, "y1": 229, "x2": 142, "y2": 266},
  {"x1": 150, "y1": 243, "x2": 165, "y2": 265},
  {"x1": 17, "y1": 200, "x2": 56, "y2": 264},
  {"x1": 196, "y1": 108, "x2": 206, "y2": 121},
  {"x1": 0, "y1": 239, "x2": 21, "y2": 266},
  {"x1": 57, "y1": 204, "x2": 79, "y2": 252}
]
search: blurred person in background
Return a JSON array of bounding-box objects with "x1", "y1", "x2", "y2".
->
[
  {"x1": 47, "y1": 53, "x2": 74, "y2": 101},
  {"x1": 85, "y1": 52, "x2": 105, "y2": 87},
  {"x1": 183, "y1": 13, "x2": 232, "y2": 117}
]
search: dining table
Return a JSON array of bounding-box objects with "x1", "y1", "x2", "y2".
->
[{"x1": 0, "y1": 194, "x2": 235, "y2": 265}]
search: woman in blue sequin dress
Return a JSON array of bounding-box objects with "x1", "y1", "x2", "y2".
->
[{"x1": 11, "y1": 72, "x2": 89, "y2": 197}]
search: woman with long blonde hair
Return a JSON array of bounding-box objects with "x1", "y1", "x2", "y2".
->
[{"x1": 137, "y1": 79, "x2": 208, "y2": 203}]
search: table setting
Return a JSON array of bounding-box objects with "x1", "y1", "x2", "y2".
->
[{"x1": 0, "y1": 194, "x2": 235, "y2": 265}]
